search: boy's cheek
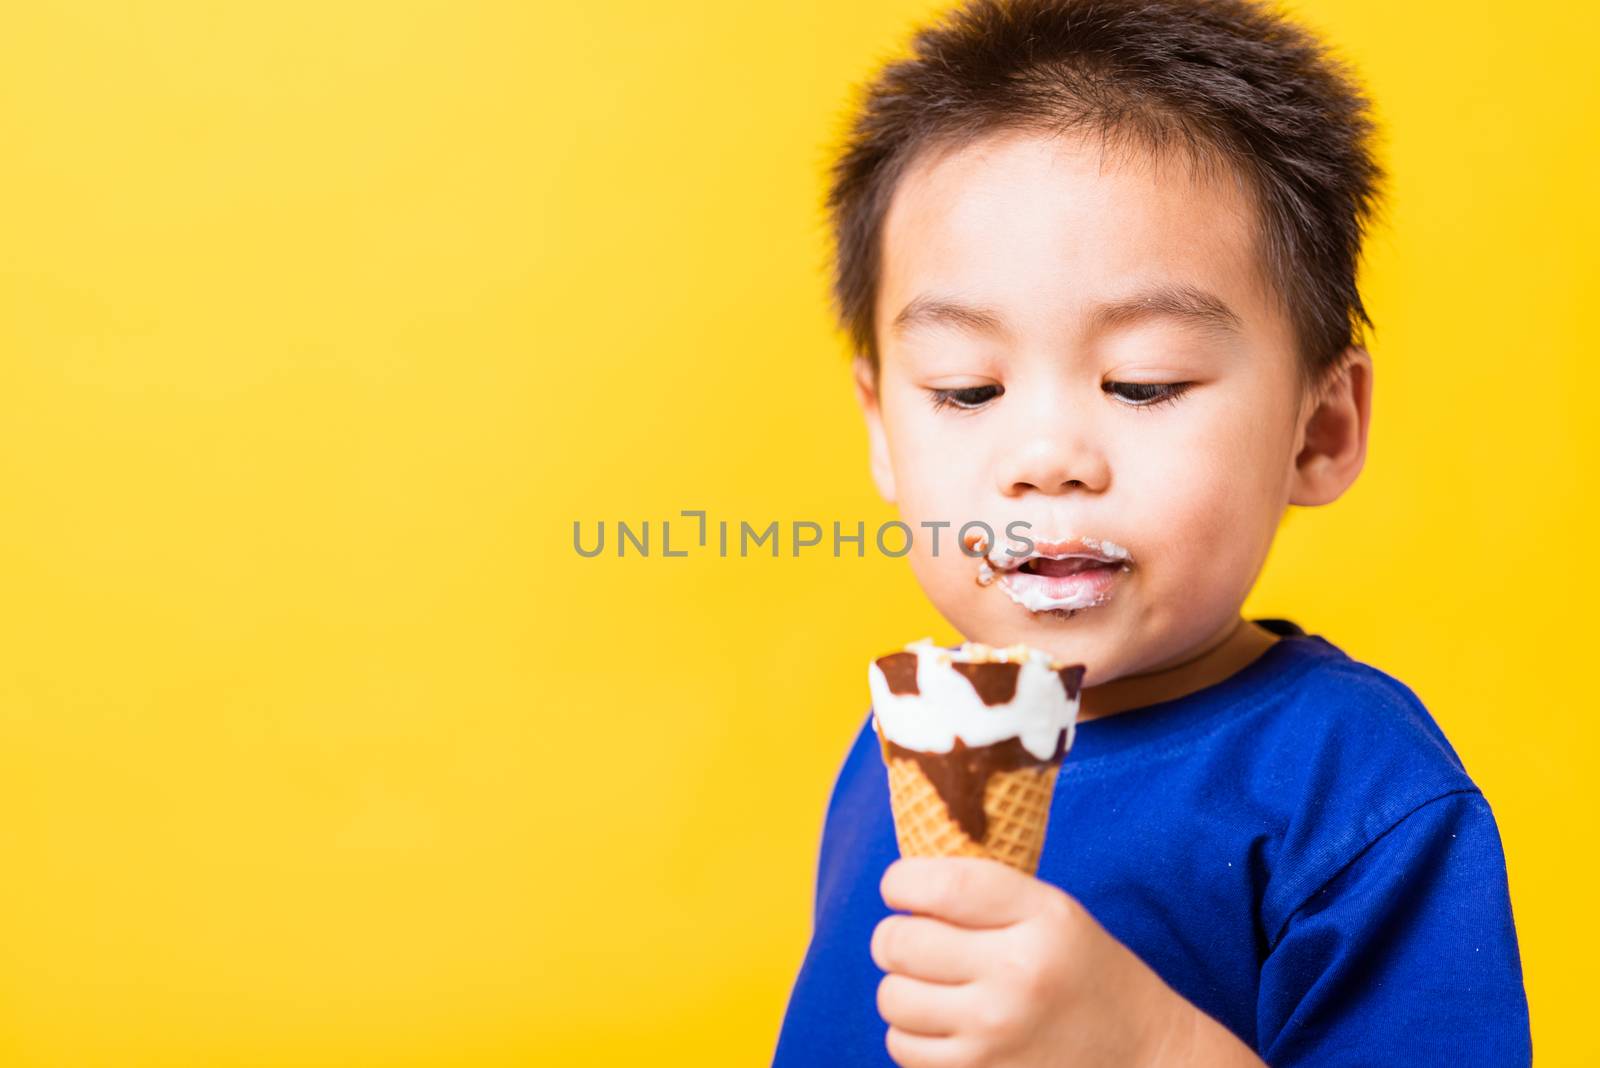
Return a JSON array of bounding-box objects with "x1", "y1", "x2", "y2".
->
[
  {"x1": 1122, "y1": 465, "x2": 1263, "y2": 574},
  {"x1": 888, "y1": 449, "x2": 990, "y2": 531}
]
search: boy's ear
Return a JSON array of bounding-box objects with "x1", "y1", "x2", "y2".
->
[
  {"x1": 1289, "y1": 346, "x2": 1373, "y2": 507},
  {"x1": 852, "y1": 355, "x2": 897, "y2": 503}
]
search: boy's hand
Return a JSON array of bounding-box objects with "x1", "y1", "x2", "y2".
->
[{"x1": 871, "y1": 857, "x2": 1266, "y2": 1067}]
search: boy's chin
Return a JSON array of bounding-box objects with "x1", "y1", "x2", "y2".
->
[{"x1": 954, "y1": 602, "x2": 1120, "y2": 663}]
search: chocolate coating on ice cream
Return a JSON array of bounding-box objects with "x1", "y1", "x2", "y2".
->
[
  {"x1": 952, "y1": 660, "x2": 1021, "y2": 705},
  {"x1": 874, "y1": 652, "x2": 920, "y2": 695},
  {"x1": 1057, "y1": 665, "x2": 1086, "y2": 701}
]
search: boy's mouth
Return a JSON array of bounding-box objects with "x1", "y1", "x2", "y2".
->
[
  {"x1": 1016, "y1": 556, "x2": 1116, "y2": 577},
  {"x1": 980, "y1": 536, "x2": 1133, "y2": 615}
]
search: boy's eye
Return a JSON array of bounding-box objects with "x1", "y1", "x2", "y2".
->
[
  {"x1": 927, "y1": 384, "x2": 1003, "y2": 412},
  {"x1": 1104, "y1": 381, "x2": 1192, "y2": 408}
]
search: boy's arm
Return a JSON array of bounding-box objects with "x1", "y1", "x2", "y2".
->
[{"x1": 1258, "y1": 789, "x2": 1531, "y2": 1066}]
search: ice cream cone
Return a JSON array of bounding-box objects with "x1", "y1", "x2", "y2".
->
[
  {"x1": 878, "y1": 721, "x2": 1060, "y2": 874},
  {"x1": 868, "y1": 639, "x2": 1084, "y2": 877}
]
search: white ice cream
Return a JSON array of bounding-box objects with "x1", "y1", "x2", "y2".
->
[
  {"x1": 868, "y1": 638, "x2": 1083, "y2": 761},
  {"x1": 996, "y1": 576, "x2": 1120, "y2": 614}
]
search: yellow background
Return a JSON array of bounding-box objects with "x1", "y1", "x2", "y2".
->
[{"x1": 2, "y1": 1, "x2": 1594, "y2": 1064}]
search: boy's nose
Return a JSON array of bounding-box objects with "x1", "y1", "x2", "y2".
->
[{"x1": 996, "y1": 431, "x2": 1111, "y2": 497}]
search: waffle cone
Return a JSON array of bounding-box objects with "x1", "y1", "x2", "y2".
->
[{"x1": 881, "y1": 735, "x2": 1059, "y2": 875}]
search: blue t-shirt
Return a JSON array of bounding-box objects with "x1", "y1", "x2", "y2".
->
[{"x1": 773, "y1": 621, "x2": 1531, "y2": 1066}]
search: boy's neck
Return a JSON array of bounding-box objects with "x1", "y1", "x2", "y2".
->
[{"x1": 1078, "y1": 618, "x2": 1281, "y2": 722}]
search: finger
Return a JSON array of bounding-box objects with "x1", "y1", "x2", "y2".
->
[
  {"x1": 876, "y1": 973, "x2": 965, "y2": 1036},
  {"x1": 871, "y1": 914, "x2": 989, "y2": 983},
  {"x1": 881, "y1": 856, "x2": 1054, "y2": 928},
  {"x1": 884, "y1": 1026, "x2": 972, "y2": 1068}
]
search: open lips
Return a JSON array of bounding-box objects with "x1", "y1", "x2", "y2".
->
[
  {"x1": 1016, "y1": 555, "x2": 1122, "y2": 577},
  {"x1": 976, "y1": 536, "x2": 1134, "y2": 611}
]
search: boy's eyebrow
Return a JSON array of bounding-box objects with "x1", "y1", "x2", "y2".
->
[
  {"x1": 1089, "y1": 284, "x2": 1244, "y2": 338},
  {"x1": 889, "y1": 284, "x2": 1243, "y2": 340},
  {"x1": 891, "y1": 295, "x2": 1010, "y2": 338}
]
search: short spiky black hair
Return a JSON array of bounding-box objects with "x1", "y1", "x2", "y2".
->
[{"x1": 827, "y1": 0, "x2": 1384, "y2": 382}]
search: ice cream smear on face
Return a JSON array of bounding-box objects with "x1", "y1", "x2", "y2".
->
[
  {"x1": 869, "y1": 638, "x2": 1087, "y2": 851},
  {"x1": 976, "y1": 534, "x2": 1133, "y2": 614}
]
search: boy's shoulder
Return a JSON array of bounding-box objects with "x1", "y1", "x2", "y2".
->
[
  {"x1": 1231, "y1": 624, "x2": 1490, "y2": 929},
  {"x1": 1247, "y1": 624, "x2": 1476, "y2": 799}
]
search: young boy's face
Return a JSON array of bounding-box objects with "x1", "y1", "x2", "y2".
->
[{"x1": 857, "y1": 130, "x2": 1350, "y2": 686}]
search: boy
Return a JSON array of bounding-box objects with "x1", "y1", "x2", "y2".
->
[{"x1": 773, "y1": 0, "x2": 1531, "y2": 1065}]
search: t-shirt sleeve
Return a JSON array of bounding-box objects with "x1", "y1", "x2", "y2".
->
[{"x1": 1256, "y1": 789, "x2": 1531, "y2": 1066}]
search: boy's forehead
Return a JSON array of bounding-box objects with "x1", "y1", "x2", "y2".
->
[{"x1": 875, "y1": 130, "x2": 1276, "y2": 344}]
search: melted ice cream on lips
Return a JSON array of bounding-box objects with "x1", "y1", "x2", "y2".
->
[
  {"x1": 869, "y1": 639, "x2": 1086, "y2": 842},
  {"x1": 962, "y1": 528, "x2": 1000, "y2": 587},
  {"x1": 981, "y1": 535, "x2": 1133, "y2": 614}
]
